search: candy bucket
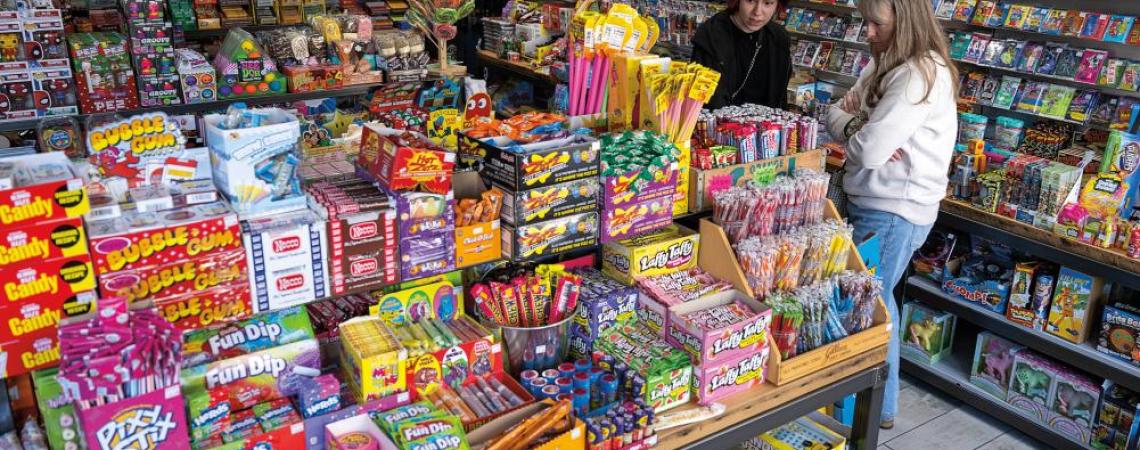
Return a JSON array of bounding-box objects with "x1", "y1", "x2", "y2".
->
[{"x1": 482, "y1": 310, "x2": 576, "y2": 377}]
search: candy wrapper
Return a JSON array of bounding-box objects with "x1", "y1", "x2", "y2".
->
[
  {"x1": 711, "y1": 170, "x2": 830, "y2": 243},
  {"x1": 636, "y1": 267, "x2": 732, "y2": 307},
  {"x1": 181, "y1": 306, "x2": 316, "y2": 368}
]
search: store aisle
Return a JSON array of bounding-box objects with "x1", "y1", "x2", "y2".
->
[{"x1": 878, "y1": 375, "x2": 1048, "y2": 450}]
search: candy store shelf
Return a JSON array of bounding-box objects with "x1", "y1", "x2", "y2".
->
[
  {"x1": 657, "y1": 359, "x2": 887, "y2": 450},
  {"x1": 953, "y1": 58, "x2": 1140, "y2": 100},
  {"x1": 787, "y1": 0, "x2": 858, "y2": 14},
  {"x1": 937, "y1": 199, "x2": 1140, "y2": 290},
  {"x1": 957, "y1": 98, "x2": 1114, "y2": 133},
  {"x1": 939, "y1": 18, "x2": 1140, "y2": 55},
  {"x1": 793, "y1": 63, "x2": 859, "y2": 86},
  {"x1": 0, "y1": 83, "x2": 384, "y2": 133},
  {"x1": 787, "y1": 30, "x2": 871, "y2": 51},
  {"x1": 905, "y1": 276, "x2": 1140, "y2": 392},
  {"x1": 900, "y1": 353, "x2": 1090, "y2": 450},
  {"x1": 476, "y1": 50, "x2": 559, "y2": 84},
  {"x1": 181, "y1": 24, "x2": 300, "y2": 39}
]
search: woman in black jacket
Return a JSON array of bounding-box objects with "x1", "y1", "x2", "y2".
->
[{"x1": 691, "y1": 0, "x2": 792, "y2": 109}]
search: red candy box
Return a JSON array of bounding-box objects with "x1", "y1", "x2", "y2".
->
[{"x1": 86, "y1": 201, "x2": 242, "y2": 275}]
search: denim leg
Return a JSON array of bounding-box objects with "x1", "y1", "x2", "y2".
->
[{"x1": 846, "y1": 203, "x2": 936, "y2": 421}]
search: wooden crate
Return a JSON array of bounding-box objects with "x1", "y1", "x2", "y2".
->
[{"x1": 697, "y1": 200, "x2": 890, "y2": 385}]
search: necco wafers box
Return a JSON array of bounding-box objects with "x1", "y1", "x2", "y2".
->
[
  {"x1": 86, "y1": 201, "x2": 242, "y2": 275},
  {"x1": 242, "y1": 209, "x2": 329, "y2": 314}
]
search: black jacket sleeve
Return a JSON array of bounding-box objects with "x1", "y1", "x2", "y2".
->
[{"x1": 691, "y1": 17, "x2": 732, "y2": 109}]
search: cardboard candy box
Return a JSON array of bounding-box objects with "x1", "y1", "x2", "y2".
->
[
  {"x1": 85, "y1": 201, "x2": 242, "y2": 275},
  {"x1": 153, "y1": 281, "x2": 253, "y2": 329},
  {"x1": 601, "y1": 224, "x2": 699, "y2": 285},
  {"x1": 501, "y1": 212, "x2": 599, "y2": 262},
  {"x1": 356, "y1": 124, "x2": 455, "y2": 194},
  {"x1": 690, "y1": 346, "x2": 769, "y2": 405},
  {"x1": 0, "y1": 297, "x2": 65, "y2": 343},
  {"x1": 0, "y1": 325, "x2": 60, "y2": 378},
  {"x1": 78, "y1": 386, "x2": 192, "y2": 450},
  {"x1": 0, "y1": 216, "x2": 88, "y2": 268},
  {"x1": 182, "y1": 305, "x2": 316, "y2": 368},
  {"x1": 458, "y1": 132, "x2": 600, "y2": 192},
  {"x1": 0, "y1": 152, "x2": 90, "y2": 228},
  {"x1": 368, "y1": 280, "x2": 463, "y2": 326},
  {"x1": 498, "y1": 178, "x2": 598, "y2": 227},
  {"x1": 665, "y1": 290, "x2": 772, "y2": 366},
  {"x1": 98, "y1": 248, "x2": 248, "y2": 303},
  {"x1": 204, "y1": 108, "x2": 306, "y2": 218},
  {"x1": 1, "y1": 253, "x2": 96, "y2": 307},
  {"x1": 241, "y1": 208, "x2": 330, "y2": 314},
  {"x1": 67, "y1": 32, "x2": 140, "y2": 113},
  {"x1": 601, "y1": 195, "x2": 674, "y2": 244}
]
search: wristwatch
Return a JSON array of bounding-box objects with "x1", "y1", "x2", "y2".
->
[{"x1": 844, "y1": 113, "x2": 867, "y2": 138}]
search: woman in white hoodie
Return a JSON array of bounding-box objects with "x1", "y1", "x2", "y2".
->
[{"x1": 825, "y1": 0, "x2": 959, "y2": 430}]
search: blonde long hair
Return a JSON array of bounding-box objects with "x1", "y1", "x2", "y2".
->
[{"x1": 857, "y1": 0, "x2": 959, "y2": 108}]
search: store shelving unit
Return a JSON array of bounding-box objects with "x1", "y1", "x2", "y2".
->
[
  {"x1": 900, "y1": 354, "x2": 1090, "y2": 450},
  {"x1": 953, "y1": 57, "x2": 1140, "y2": 100},
  {"x1": 476, "y1": 49, "x2": 559, "y2": 84},
  {"x1": 786, "y1": 29, "x2": 871, "y2": 52},
  {"x1": 182, "y1": 23, "x2": 299, "y2": 39}
]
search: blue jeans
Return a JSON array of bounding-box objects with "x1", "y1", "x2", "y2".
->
[{"x1": 846, "y1": 202, "x2": 935, "y2": 421}]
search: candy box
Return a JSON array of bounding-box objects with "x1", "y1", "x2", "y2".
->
[
  {"x1": 389, "y1": 189, "x2": 455, "y2": 240},
  {"x1": 224, "y1": 408, "x2": 262, "y2": 442},
  {"x1": 32, "y1": 368, "x2": 83, "y2": 450},
  {"x1": 498, "y1": 178, "x2": 598, "y2": 226},
  {"x1": 182, "y1": 306, "x2": 316, "y2": 368},
  {"x1": 369, "y1": 280, "x2": 462, "y2": 326},
  {"x1": 0, "y1": 152, "x2": 89, "y2": 228},
  {"x1": 1097, "y1": 303, "x2": 1140, "y2": 366},
  {"x1": 67, "y1": 32, "x2": 140, "y2": 113},
  {"x1": 316, "y1": 205, "x2": 398, "y2": 295},
  {"x1": 602, "y1": 225, "x2": 698, "y2": 286},
  {"x1": 86, "y1": 201, "x2": 241, "y2": 275},
  {"x1": 283, "y1": 65, "x2": 343, "y2": 93},
  {"x1": 601, "y1": 160, "x2": 678, "y2": 210},
  {"x1": 459, "y1": 132, "x2": 600, "y2": 191},
  {"x1": 299, "y1": 374, "x2": 341, "y2": 419},
  {"x1": 357, "y1": 124, "x2": 455, "y2": 194},
  {"x1": 99, "y1": 249, "x2": 247, "y2": 304},
  {"x1": 324, "y1": 414, "x2": 398, "y2": 450},
  {"x1": 600, "y1": 195, "x2": 675, "y2": 243},
  {"x1": 0, "y1": 325, "x2": 58, "y2": 378},
  {"x1": 153, "y1": 280, "x2": 253, "y2": 329},
  {"x1": 254, "y1": 398, "x2": 302, "y2": 431},
  {"x1": 241, "y1": 208, "x2": 330, "y2": 314},
  {"x1": 595, "y1": 324, "x2": 693, "y2": 412},
  {"x1": 183, "y1": 338, "x2": 322, "y2": 421},
  {"x1": 570, "y1": 276, "x2": 638, "y2": 339},
  {"x1": 405, "y1": 338, "x2": 504, "y2": 398},
  {"x1": 77, "y1": 385, "x2": 192, "y2": 450},
  {"x1": 900, "y1": 302, "x2": 956, "y2": 365},
  {"x1": 1046, "y1": 365, "x2": 1101, "y2": 445},
  {"x1": 204, "y1": 109, "x2": 306, "y2": 218},
  {"x1": 1047, "y1": 266, "x2": 1105, "y2": 344},
  {"x1": 399, "y1": 230, "x2": 456, "y2": 281},
  {"x1": 455, "y1": 220, "x2": 500, "y2": 268},
  {"x1": 665, "y1": 289, "x2": 772, "y2": 366},
  {"x1": 0, "y1": 296, "x2": 64, "y2": 343},
  {"x1": 177, "y1": 48, "x2": 217, "y2": 104},
  {"x1": 0, "y1": 216, "x2": 87, "y2": 268},
  {"x1": 502, "y1": 212, "x2": 598, "y2": 262},
  {"x1": 337, "y1": 317, "x2": 408, "y2": 403},
  {"x1": 690, "y1": 345, "x2": 769, "y2": 405},
  {"x1": 969, "y1": 331, "x2": 1024, "y2": 399},
  {"x1": 216, "y1": 420, "x2": 306, "y2": 450},
  {"x1": 0, "y1": 253, "x2": 95, "y2": 307},
  {"x1": 1006, "y1": 262, "x2": 1055, "y2": 330},
  {"x1": 1006, "y1": 350, "x2": 1056, "y2": 422},
  {"x1": 1090, "y1": 381, "x2": 1139, "y2": 450}
]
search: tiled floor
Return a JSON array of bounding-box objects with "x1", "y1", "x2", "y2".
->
[{"x1": 878, "y1": 374, "x2": 1050, "y2": 450}]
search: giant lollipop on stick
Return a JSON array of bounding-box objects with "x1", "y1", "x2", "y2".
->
[{"x1": 404, "y1": 0, "x2": 474, "y2": 75}]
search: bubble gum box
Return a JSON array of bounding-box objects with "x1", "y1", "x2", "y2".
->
[
  {"x1": 241, "y1": 208, "x2": 329, "y2": 314},
  {"x1": 182, "y1": 338, "x2": 322, "y2": 419},
  {"x1": 78, "y1": 385, "x2": 191, "y2": 450},
  {"x1": 691, "y1": 347, "x2": 769, "y2": 405},
  {"x1": 0, "y1": 253, "x2": 96, "y2": 307},
  {"x1": 602, "y1": 224, "x2": 699, "y2": 285},
  {"x1": 152, "y1": 280, "x2": 252, "y2": 330},
  {"x1": 0, "y1": 152, "x2": 90, "y2": 228},
  {"x1": 98, "y1": 249, "x2": 248, "y2": 303},
  {"x1": 665, "y1": 289, "x2": 772, "y2": 366},
  {"x1": 182, "y1": 306, "x2": 316, "y2": 368},
  {"x1": 86, "y1": 201, "x2": 242, "y2": 275},
  {"x1": 0, "y1": 217, "x2": 88, "y2": 268},
  {"x1": 498, "y1": 178, "x2": 599, "y2": 226}
]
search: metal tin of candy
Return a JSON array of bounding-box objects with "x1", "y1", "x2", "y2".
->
[{"x1": 541, "y1": 385, "x2": 560, "y2": 399}]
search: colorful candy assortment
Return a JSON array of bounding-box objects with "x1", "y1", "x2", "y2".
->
[{"x1": 712, "y1": 170, "x2": 831, "y2": 243}]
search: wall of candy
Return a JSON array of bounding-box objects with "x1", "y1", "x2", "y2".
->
[{"x1": 0, "y1": 0, "x2": 902, "y2": 449}]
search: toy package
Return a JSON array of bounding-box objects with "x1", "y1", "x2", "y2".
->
[
  {"x1": 1047, "y1": 365, "x2": 1101, "y2": 445},
  {"x1": 1091, "y1": 381, "x2": 1139, "y2": 450},
  {"x1": 941, "y1": 245, "x2": 1014, "y2": 314},
  {"x1": 900, "y1": 302, "x2": 956, "y2": 365},
  {"x1": 970, "y1": 332, "x2": 1024, "y2": 400},
  {"x1": 1006, "y1": 350, "x2": 1056, "y2": 422},
  {"x1": 1006, "y1": 261, "x2": 1056, "y2": 330},
  {"x1": 1098, "y1": 303, "x2": 1140, "y2": 366},
  {"x1": 212, "y1": 28, "x2": 286, "y2": 99},
  {"x1": 66, "y1": 32, "x2": 140, "y2": 113},
  {"x1": 205, "y1": 106, "x2": 307, "y2": 218},
  {"x1": 1046, "y1": 266, "x2": 1105, "y2": 344},
  {"x1": 177, "y1": 48, "x2": 218, "y2": 104}
]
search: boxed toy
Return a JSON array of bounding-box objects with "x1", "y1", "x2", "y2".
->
[
  {"x1": 502, "y1": 212, "x2": 598, "y2": 262},
  {"x1": 459, "y1": 132, "x2": 600, "y2": 191},
  {"x1": 1098, "y1": 303, "x2": 1140, "y2": 366},
  {"x1": 28, "y1": 60, "x2": 78, "y2": 116},
  {"x1": 941, "y1": 243, "x2": 1014, "y2": 314},
  {"x1": 356, "y1": 124, "x2": 455, "y2": 194},
  {"x1": 67, "y1": 32, "x2": 140, "y2": 113},
  {"x1": 1006, "y1": 262, "x2": 1056, "y2": 330},
  {"x1": 182, "y1": 305, "x2": 316, "y2": 368},
  {"x1": 0, "y1": 67, "x2": 36, "y2": 120},
  {"x1": 241, "y1": 208, "x2": 330, "y2": 314},
  {"x1": 665, "y1": 289, "x2": 772, "y2": 366},
  {"x1": 690, "y1": 346, "x2": 769, "y2": 405},
  {"x1": 1046, "y1": 266, "x2": 1105, "y2": 344},
  {"x1": 1091, "y1": 381, "x2": 1139, "y2": 450},
  {"x1": 1007, "y1": 350, "x2": 1056, "y2": 422},
  {"x1": 0, "y1": 152, "x2": 90, "y2": 227},
  {"x1": 601, "y1": 195, "x2": 675, "y2": 243},
  {"x1": 900, "y1": 302, "x2": 956, "y2": 365},
  {"x1": 498, "y1": 177, "x2": 598, "y2": 227},
  {"x1": 177, "y1": 48, "x2": 218, "y2": 104},
  {"x1": 78, "y1": 385, "x2": 192, "y2": 450},
  {"x1": 1046, "y1": 365, "x2": 1101, "y2": 445},
  {"x1": 602, "y1": 224, "x2": 699, "y2": 285},
  {"x1": 85, "y1": 201, "x2": 242, "y2": 275},
  {"x1": 205, "y1": 108, "x2": 307, "y2": 218},
  {"x1": 970, "y1": 331, "x2": 1024, "y2": 399},
  {"x1": 212, "y1": 29, "x2": 287, "y2": 99}
]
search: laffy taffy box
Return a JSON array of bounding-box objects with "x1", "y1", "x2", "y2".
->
[
  {"x1": 98, "y1": 249, "x2": 248, "y2": 303},
  {"x1": 78, "y1": 385, "x2": 191, "y2": 450},
  {"x1": 691, "y1": 346, "x2": 769, "y2": 405},
  {"x1": 602, "y1": 224, "x2": 698, "y2": 285},
  {"x1": 357, "y1": 124, "x2": 455, "y2": 194},
  {"x1": 0, "y1": 217, "x2": 88, "y2": 268},
  {"x1": 665, "y1": 289, "x2": 772, "y2": 366},
  {"x1": 86, "y1": 201, "x2": 242, "y2": 275},
  {"x1": 0, "y1": 152, "x2": 90, "y2": 228}
]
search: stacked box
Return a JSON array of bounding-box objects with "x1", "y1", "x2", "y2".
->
[
  {"x1": 204, "y1": 108, "x2": 307, "y2": 218},
  {"x1": 1006, "y1": 350, "x2": 1057, "y2": 422},
  {"x1": 595, "y1": 321, "x2": 692, "y2": 412},
  {"x1": 900, "y1": 302, "x2": 957, "y2": 365},
  {"x1": 1091, "y1": 381, "x2": 1139, "y2": 450},
  {"x1": 338, "y1": 317, "x2": 408, "y2": 403},
  {"x1": 600, "y1": 158, "x2": 678, "y2": 243},
  {"x1": 1047, "y1": 365, "x2": 1101, "y2": 445},
  {"x1": 125, "y1": 2, "x2": 182, "y2": 107},
  {"x1": 969, "y1": 332, "x2": 1024, "y2": 399},
  {"x1": 0, "y1": 153, "x2": 92, "y2": 378},
  {"x1": 176, "y1": 48, "x2": 217, "y2": 104},
  {"x1": 241, "y1": 208, "x2": 330, "y2": 314},
  {"x1": 307, "y1": 180, "x2": 399, "y2": 294},
  {"x1": 67, "y1": 32, "x2": 139, "y2": 113},
  {"x1": 390, "y1": 188, "x2": 455, "y2": 281},
  {"x1": 601, "y1": 225, "x2": 699, "y2": 285},
  {"x1": 568, "y1": 269, "x2": 639, "y2": 360},
  {"x1": 86, "y1": 201, "x2": 251, "y2": 330},
  {"x1": 0, "y1": 9, "x2": 78, "y2": 120},
  {"x1": 1098, "y1": 303, "x2": 1140, "y2": 366}
]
